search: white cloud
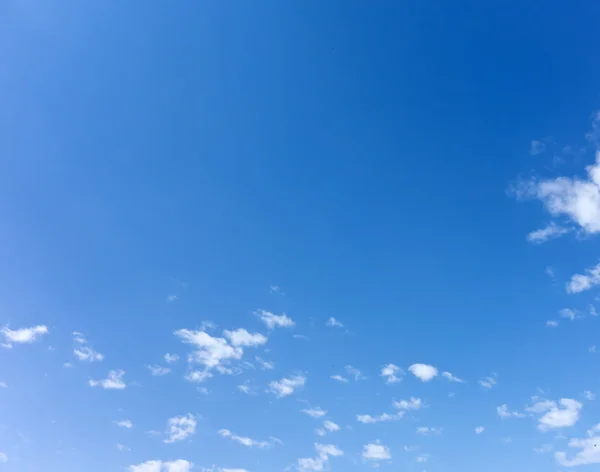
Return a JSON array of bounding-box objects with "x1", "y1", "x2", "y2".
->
[
  {"x1": 533, "y1": 444, "x2": 553, "y2": 454},
  {"x1": 315, "y1": 429, "x2": 325, "y2": 437},
  {"x1": 345, "y1": 365, "x2": 365, "y2": 381},
  {"x1": 116, "y1": 443, "x2": 131, "y2": 452},
  {"x1": 416, "y1": 426, "x2": 442, "y2": 436},
  {"x1": 165, "y1": 353, "x2": 179, "y2": 364},
  {"x1": 590, "y1": 305, "x2": 598, "y2": 316},
  {"x1": 223, "y1": 329, "x2": 267, "y2": 347},
  {"x1": 167, "y1": 294, "x2": 178, "y2": 302},
  {"x1": 478, "y1": 373, "x2": 497, "y2": 389},
  {"x1": 497, "y1": 404, "x2": 525, "y2": 419},
  {"x1": 587, "y1": 424, "x2": 600, "y2": 437},
  {"x1": 218, "y1": 429, "x2": 271, "y2": 448},
  {"x1": 89, "y1": 370, "x2": 126, "y2": 389},
  {"x1": 0, "y1": 381, "x2": 6, "y2": 388},
  {"x1": 254, "y1": 309, "x2": 295, "y2": 329},
  {"x1": 269, "y1": 374, "x2": 306, "y2": 397},
  {"x1": 72, "y1": 331, "x2": 87, "y2": 344},
  {"x1": 237, "y1": 384, "x2": 253, "y2": 395},
  {"x1": 302, "y1": 407, "x2": 327, "y2": 418},
  {"x1": 323, "y1": 420, "x2": 340, "y2": 432},
  {"x1": 530, "y1": 398, "x2": 582, "y2": 431},
  {"x1": 381, "y1": 364, "x2": 404, "y2": 383},
  {"x1": 416, "y1": 454, "x2": 430, "y2": 463},
  {"x1": 442, "y1": 371, "x2": 464, "y2": 383},
  {"x1": 164, "y1": 414, "x2": 197, "y2": 443},
  {"x1": 185, "y1": 370, "x2": 213, "y2": 383},
  {"x1": 566, "y1": 262, "x2": 600, "y2": 294},
  {"x1": 559, "y1": 308, "x2": 578, "y2": 320},
  {"x1": 1, "y1": 325, "x2": 48, "y2": 347},
  {"x1": 408, "y1": 363, "x2": 438, "y2": 382},
  {"x1": 475, "y1": 426, "x2": 485, "y2": 434},
  {"x1": 147, "y1": 365, "x2": 171, "y2": 376},
  {"x1": 74, "y1": 346, "x2": 104, "y2": 362},
  {"x1": 584, "y1": 390, "x2": 596, "y2": 400},
  {"x1": 363, "y1": 443, "x2": 391, "y2": 461},
  {"x1": 546, "y1": 320, "x2": 559, "y2": 327},
  {"x1": 297, "y1": 443, "x2": 343, "y2": 472},
  {"x1": 556, "y1": 436, "x2": 600, "y2": 467},
  {"x1": 129, "y1": 460, "x2": 193, "y2": 472},
  {"x1": 357, "y1": 412, "x2": 403, "y2": 424},
  {"x1": 394, "y1": 397, "x2": 422, "y2": 410},
  {"x1": 330, "y1": 375, "x2": 348, "y2": 383},
  {"x1": 513, "y1": 151, "x2": 600, "y2": 235},
  {"x1": 326, "y1": 317, "x2": 343, "y2": 328},
  {"x1": 527, "y1": 223, "x2": 571, "y2": 244},
  {"x1": 255, "y1": 357, "x2": 274, "y2": 370},
  {"x1": 590, "y1": 345, "x2": 597, "y2": 353},
  {"x1": 116, "y1": 420, "x2": 133, "y2": 429},
  {"x1": 0, "y1": 452, "x2": 7, "y2": 463},
  {"x1": 269, "y1": 285, "x2": 281, "y2": 293},
  {"x1": 175, "y1": 329, "x2": 243, "y2": 369}
]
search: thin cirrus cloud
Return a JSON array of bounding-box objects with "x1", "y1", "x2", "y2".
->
[
  {"x1": 302, "y1": 407, "x2": 327, "y2": 418},
  {"x1": 147, "y1": 365, "x2": 171, "y2": 376},
  {"x1": 218, "y1": 429, "x2": 271, "y2": 448},
  {"x1": 74, "y1": 346, "x2": 104, "y2": 362}
]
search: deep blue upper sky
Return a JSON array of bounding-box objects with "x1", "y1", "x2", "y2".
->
[{"x1": 1, "y1": 2, "x2": 600, "y2": 472}]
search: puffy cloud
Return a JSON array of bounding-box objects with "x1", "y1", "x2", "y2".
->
[
  {"x1": 357, "y1": 412, "x2": 403, "y2": 424},
  {"x1": 223, "y1": 329, "x2": 267, "y2": 347},
  {"x1": 556, "y1": 436, "x2": 600, "y2": 467},
  {"x1": 297, "y1": 443, "x2": 343, "y2": 471},
  {"x1": 129, "y1": 460, "x2": 192, "y2": 472},
  {"x1": 478, "y1": 374, "x2": 498, "y2": 389},
  {"x1": 566, "y1": 262, "x2": 600, "y2": 294},
  {"x1": 408, "y1": 364, "x2": 438, "y2": 382},
  {"x1": 442, "y1": 371, "x2": 465, "y2": 383},
  {"x1": 254, "y1": 310, "x2": 295, "y2": 329},
  {"x1": 147, "y1": 365, "x2": 171, "y2": 376},
  {"x1": 512, "y1": 151, "x2": 600, "y2": 235},
  {"x1": 269, "y1": 375, "x2": 306, "y2": 397},
  {"x1": 497, "y1": 404, "x2": 525, "y2": 419},
  {"x1": 330, "y1": 375, "x2": 348, "y2": 383},
  {"x1": 323, "y1": 420, "x2": 340, "y2": 432},
  {"x1": 416, "y1": 426, "x2": 442, "y2": 435},
  {"x1": 363, "y1": 443, "x2": 391, "y2": 461},
  {"x1": 1, "y1": 325, "x2": 48, "y2": 347},
  {"x1": 164, "y1": 414, "x2": 197, "y2": 443},
  {"x1": 381, "y1": 364, "x2": 403, "y2": 383},
  {"x1": 218, "y1": 429, "x2": 271, "y2": 448},
  {"x1": 394, "y1": 397, "x2": 422, "y2": 410},
  {"x1": 116, "y1": 419, "x2": 133, "y2": 429},
  {"x1": 527, "y1": 223, "x2": 571, "y2": 244},
  {"x1": 185, "y1": 370, "x2": 213, "y2": 383},
  {"x1": 302, "y1": 407, "x2": 327, "y2": 418},
  {"x1": 174, "y1": 330, "x2": 242, "y2": 369},
  {"x1": 165, "y1": 353, "x2": 179, "y2": 364},
  {"x1": 325, "y1": 318, "x2": 343, "y2": 328},
  {"x1": 475, "y1": 426, "x2": 485, "y2": 434},
  {"x1": 74, "y1": 346, "x2": 104, "y2": 362},
  {"x1": 528, "y1": 398, "x2": 582, "y2": 431},
  {"x1": 89, "y1": 370, "x2": 126, "y2": 389}
]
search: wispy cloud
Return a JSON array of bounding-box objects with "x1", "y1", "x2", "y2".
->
[
  {"x1": 566, "y1": 262, "x2": 600, "y2": 294},
  {"x1": 254, "y1": 310, "x2": 295, "y2": 329},
  {"x1": 269, "y1": 374, "x2": 306, "y2": 397},
  {"x1": 1, "y1": 325, "x2": 48, "y2": 348},
  {"x1": 164, "y1": 414, "x2": 197, "y2": 443},
  {"x1": 89, "y1": 370, "x2": 126, "y2": 390}
]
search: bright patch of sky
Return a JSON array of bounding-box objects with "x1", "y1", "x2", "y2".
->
[{"x1": 1, "y1": 2, "x2": 600, "y2": 471}]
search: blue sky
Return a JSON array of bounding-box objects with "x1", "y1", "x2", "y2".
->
[{"x1": 1, "y1": 1, "x2": 600, "y2": 471}]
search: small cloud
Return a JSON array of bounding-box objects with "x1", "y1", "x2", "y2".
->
[
  {"x1": 408, "y1": 363, "x2": 438, "y2": 382},
  {"x1": 164, "y1": 414, "x2": 197, "y2": 443},
  {"x1": 362, "y1": 442, "x2": 391, "y2": 461},
  {"x1": 164, "y1": 353, "x2": 179, "y2": 364},
  {"x1": 559, "y1": 308, "x2": 578, "y2": 321},
  {"x1": 394, "y1": 397, "x2": 422, "y2": 410},
  {"x1": 546, "y1": 320, "x2": 559, "y2": 327},
  {"x1": 74, "y1": 346, "x2": 104, "y2": 362},
  {"x1": 147, "y1": 365, "x2": 171, "y2": 376},
  {"x1": 293, "y1": 334, "x2": 309, "y2": 341},
  {"x1": 475, "y1": 426, "x2": 485, "y2": 434},
  {"x1": 589, "y1": 305, "x2": 598, "y2": 316},
  {"x1": 1, "y1": 325, "x2": 48, "y2": 347},
  {"x1": 268, "y1": 374, "x2": 306, "y2": 397},
  {"x1": 442, "y1": 371, "x2": 465, "y2": 383},
  {"x1": 381, "y1": 363, "x2": 404, "y2": 383},
  {"x1": 128, "y1": 460, "x2": 192, "y2": 472},
  {"x1": 345, "y1": 365, "x2": 365, "y2": 381},
  {"x1": 269, "y1": 285, "x2": 283, "y2": 294},
  {"x1": 323, "y1": 420, "x2": 340, "y2": 432},
  {"x1": 254, "y1": 310, "x2": 295, "y2": 329},
  {"x1": 590, "y1": 345, "x2": 597, "y2": 353},
  {"x1": 527, "y1": 223, "x2": 571, "y2": 244},
  {"x1": 478, "y1": 373, "x2": 498, "y2": 389},
  {"x1": 167, "y1": 294, "x2": 178, "y2": 302},
  {"x1": 497, "y1": 404, "x2": 525, "y2": 418},
  {"x1": 237, "y1": 383, "x2": 254, "y2": 395},
  {"x1": 218, "y1": 429, "x2": 272, "y2": 448},
  {"x1": 0, "y1": 452, "x2": 7, "y2": 463},
  {"x1": 416, "y1": 454, "x2": 430, "y2": 463},
  {"x1": 530, "y1": 139, "x2": 547, "y2": 155},
  {"x1": 416, "y1": 426, "x2": 442, "y2": 436},
  {"x1": 255, "y1": 356, "x2": 274, "y2": 370},
  {"x1": 526, "y1": 398, "x2": 582, "y2": 431},
  {"x1": 567, "y1": 262, "x2": 600, "y2": 294},
  {"x1": 223, "y1": 328, "x2": 267, "y2": 347},
  {"x1": 357, "y1": 412, "x2": 403, "y2": 424},
  {"x1": 584, "y1": 391, "x2": 596, "y2": 400},
  {"x1": 330, "y1": 375, "x2": 348, "y2": 383},
  {"x1": 326, "y1": 317, "x2": 343, "y2": 328},
  {"x1": 116, "y1": 443, "x2": 130, "y2": 452},
  {"x1": 89, "y1": 370, "x2": 126, "y2": 390},
  {"x1": 302, "y1": 407, "x2": 327, "y2": 418},
  {"x1": 185, "y1": 370, "x2": 214, "y2": 383},
  {"x1": 116, "y1": 420, "x2": 133, "y2": 429}
]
